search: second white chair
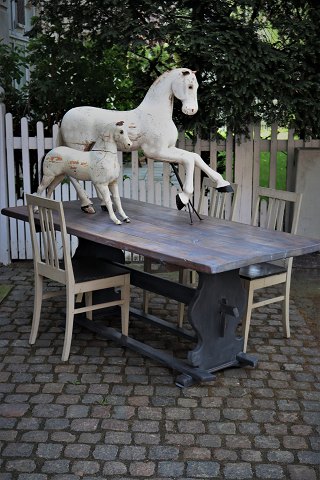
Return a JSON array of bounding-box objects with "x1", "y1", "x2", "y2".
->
[
  {"x1": 143, "y1": 179, "x2": 239, "y2": 327},
  {"x1": 239, "y1": 187, "x2": 303, "y2": 352}
]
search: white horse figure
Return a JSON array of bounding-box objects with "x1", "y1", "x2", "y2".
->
[
  {"x1": 36, "y1": 122, "x2": 132, "y2": 225},
  {"x1": 60, "y1": 68, "x2": 232, "y2": 209}
]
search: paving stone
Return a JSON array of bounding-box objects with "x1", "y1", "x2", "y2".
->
[
  {"x1": 186, "y1": 461, "x2": 220, "y2": 478},
  {"x1": 64, "y1": 444, "x2": 91, "y2": 458},
  {"x1": 223, "y1": 462, "x2": 253, "y2": 479},
  {"x1": 129, "y1": 461, "x2": 155, "y2": 477},
  {"x1": 255, "y1": 464, "x2": 285, "y2": 479},
  {"x1": 5, "y1": 459, "x2": 36, "y2": 473},
  {"x1": 287, "y1": 465, "x2": 318, "y2": 480},
  {"x1": 1, "y1": 261, "x2": 320, "y2": 480}
]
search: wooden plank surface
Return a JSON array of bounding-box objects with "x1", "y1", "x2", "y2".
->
[{"x1": 2, "y1": 198, "x2": 320, "y2": 274}]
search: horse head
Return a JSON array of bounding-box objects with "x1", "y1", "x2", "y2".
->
[
  {"x1": 95, "y1": 122, "x2": 132, "y2": 151},
  {"x1": 172, "y1": 69, "x2": 199, "y2": 116},
  {"x1": 113, "y1": 121, "x2": 132, "y2": 150}
]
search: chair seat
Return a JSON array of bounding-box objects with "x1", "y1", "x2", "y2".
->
[
  {"x1": 240, "y1": 262, "x2": 287, "y2": 280},
  {"x1": 71, "y1": 258, "x2": 128, "y2": 283}
]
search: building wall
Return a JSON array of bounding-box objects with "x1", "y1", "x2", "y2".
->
[{"x1": 0, "y1": 0, "x2": 37, "y2": 84}]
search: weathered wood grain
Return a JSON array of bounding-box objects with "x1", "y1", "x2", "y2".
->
[{"x1": 2, "y1": 198, "x2": 320, "y2": 274}]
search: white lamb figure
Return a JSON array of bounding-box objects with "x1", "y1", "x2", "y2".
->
[{"x1": 35, "y1": 122, "x2": 132, "y2": 225}]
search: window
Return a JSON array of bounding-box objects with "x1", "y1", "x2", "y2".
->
[{"x1": 16, "y1": 0, "x2": 25, "y2": 26}]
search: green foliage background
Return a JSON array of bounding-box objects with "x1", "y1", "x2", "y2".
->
[{"x1": 1, "y1": 0, "x2": 320, "y2": 137}]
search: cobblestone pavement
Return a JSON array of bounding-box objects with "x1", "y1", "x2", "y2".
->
[{"x1": 0, "y1": 258, "x2": 319, "y2": 480}]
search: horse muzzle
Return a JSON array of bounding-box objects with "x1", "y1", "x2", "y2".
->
[{"x1": 182, "y1": 104, "x2": 198, "y2": 115}]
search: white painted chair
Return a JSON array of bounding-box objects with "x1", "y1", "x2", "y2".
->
[
  {"x1": 198, "y1": 178, "x2": 239, "y2": 220},
  {"x1": 26, "y1": 194, "x2": 130, "y2": 361},
  {"x1": 143, "y1": 179, "x2": 239, "y2": 327},
  {"x1": 239, "y1": 187, "x2": 303, "y2": 352}
]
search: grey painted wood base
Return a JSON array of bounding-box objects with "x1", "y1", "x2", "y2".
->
[{"x1": 73, "y1": 240, "x2": 258, "y2": 387}]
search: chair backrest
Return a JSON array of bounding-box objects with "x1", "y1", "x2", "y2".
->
[
  {"x1": 26, "y1": 194, "x2": 74, "y2": 285},
  {"x1": 252, "y1": 187, "x2": 303, "y2": 234},
  {"x1": 198, "y1": 178, "x2": 239, "y2": 221}
]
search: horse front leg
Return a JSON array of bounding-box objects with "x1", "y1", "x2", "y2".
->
[
  {"x1": 193, "y1": 155, "x2": 233, "y2": 192},
  {"x1": 94, "y1": 183, "x2": 122, "y2": 225},
  {"x1": 109, "y1": 181, "x2": 130, "y2": 223},
  {"x1": 69, "y1": 178, "x2": 95, "y2": 214},
  {"x1": 143, "y1": 146, "x2": 195, "y2": 208}
]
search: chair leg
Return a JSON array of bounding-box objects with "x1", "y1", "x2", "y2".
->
[
  {"x1": 61, "y1": 288, "x2": 75, "y2": 361},
  {"x1": 282, "y1": 278, "x2": 291, "y2": 338},
  {"x1": 242, "y1": 280, "x2": 255, "y2": 353},
  {"x1": 85, "y1": 291, "x2": 93, "y2": 320},
  {"x1": 143, "y1": 290, "x2": 150, "y2": 314},
  {"x1": 121, "y1": 277, "x2": 130, "y2": 336},
  {"x1": 143, "y1": 257, "x2": 152, "y2": 314},
  {"x1": 177, "y1": 267, "x2": 188, "y2": 327},
  {"x1": 29, "y1": 273, "x2": 43, "y2": 345}
]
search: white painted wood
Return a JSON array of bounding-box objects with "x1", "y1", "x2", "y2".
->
[
  {"x1": 131, "y1": 151, "x2": 139, "y2": 200},
  {"x1": 252, "y1": 124, "x2": 261, "y2": 208},
  {"x1": 21, "y1": 117, "x2": 33, "y2": 258},
  {"x1": 225, "y1": 131, "x2": 233, "y2": 182},
  {"x1": 234, "y1": 126, "x2": 254, "y2": 224},
  {"x1": 194, "y1": 136, "x2": 202, "y2": 210},
  {"x1": 37, "y1": 123, "x2": 131, "y2": 224},
  {"x1": 26, "y1": 193, "x2": 130, "y2": 360},
  {"x1": 5, "y1": 113, "x2": 19, "y2": 260},
  {"x1": 0, "y1": 104, "x2": 10, "y2": 264},
  {"x1": 118, "y1": 151, "x2": 124, "y2": 196},
  {"x1": 147, "y1": 159, "x2": 155, "y2": 204},
  {"x1": 36, "y1": 121, "x2": 45, "y2": 184},
  {"x1": 269, "y1": 123, "x2": 278, "y2": 188},
  {"x1": 123, "y1": 177, "x2": 131, "y2": 198},
  {"x1": 155, "y1": 182, "x2": 162, "y2": 205},
  {"x1": 139, "y1": 179, "x2": 146, "y2": 202},
  {"x1": 241, "y1": 187, "x2": 303, "y2": 352},
  {"x1": 162, "y1": 162, "x2": 171, "y2": 207}
]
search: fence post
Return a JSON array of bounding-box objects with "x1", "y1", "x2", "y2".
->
[
  {"x1": 0, "y1": 104, "x2": 10, "y2": 265},
  {"x1": 234, "y1": 125, "x2": 254, "y2": 224}
]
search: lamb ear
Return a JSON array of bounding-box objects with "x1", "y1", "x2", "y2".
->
[
  {"x1": 182, "y1": 70, "x2": 190, "y2": 76},
  {"x1": 116, "y1": 121, "x2": 124, "y2": 126}
]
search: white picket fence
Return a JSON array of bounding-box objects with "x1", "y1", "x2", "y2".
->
[{"x1": 1, "y1": 103, "x2": 320, "y2": 265}]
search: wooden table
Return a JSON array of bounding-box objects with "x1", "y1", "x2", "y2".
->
[{"x1": 2, "y1": 198, "x2": 320, "y2": 387}]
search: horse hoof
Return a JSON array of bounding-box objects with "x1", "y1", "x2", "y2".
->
[
  {"x1": 176, "y1": 194, "x2": 186, "y2": 210},
  {"x1": 81, "y1": 205, "x2": 96, "y2": 214},
  {"x1": 216, "y1": 184, "x2": 234, "y2": 193},
  {"x1": 101, "y1": 205, "x2": 108, "y2": 212},
  {"x1": 123, "y1": 217, "x2": 131, "y2": 223}
]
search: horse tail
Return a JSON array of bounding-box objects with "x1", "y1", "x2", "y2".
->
[{"x1": 39, "y1": 153, "x2": 46, "y2": 182}]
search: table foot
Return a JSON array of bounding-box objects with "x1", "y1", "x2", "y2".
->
[
  {"x1": 175, "y1": 372, "x2": 216, "y2": 388},
  {"x1": 236, "y1": 352, "x2": 258, "y2": 367}
]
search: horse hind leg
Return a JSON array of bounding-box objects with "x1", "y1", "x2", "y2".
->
[
  {"x1": 46, "y1": 174, "x2": 66, "y2": 199},
  {"x1": 33, "y1": 174, "x2": 57, "y2": 212},
  {"x1": 109, "y1": 182, "x2": 130, "y2": 223}
]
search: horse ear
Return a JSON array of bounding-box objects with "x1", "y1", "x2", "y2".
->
[
  {"x1": 182, "y1": 70, "x2": 190, "y2": 76},
  {"x1": 116, "y1": 121, "x2": 124, "y2": 126}
]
